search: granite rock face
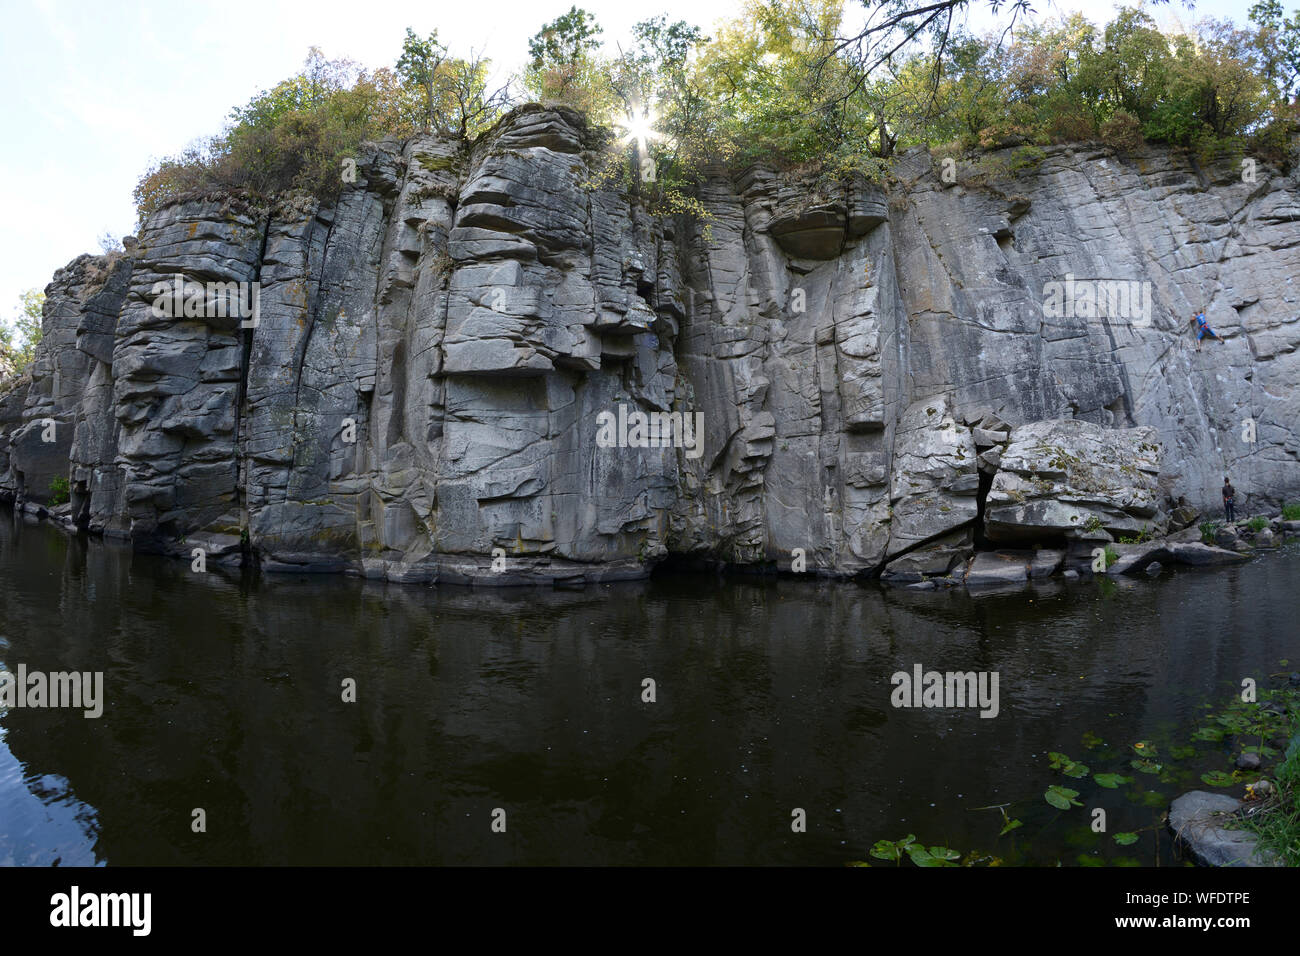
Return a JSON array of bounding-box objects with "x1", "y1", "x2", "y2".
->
[{"x1": 1, "y1": 106, "x2": 1297, "y2": 583}]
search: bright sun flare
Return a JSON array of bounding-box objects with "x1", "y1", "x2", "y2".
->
[{"x1": 622, "y1": 112, "x2": 659, "y2": 150}]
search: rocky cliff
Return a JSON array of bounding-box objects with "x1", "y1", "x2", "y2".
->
[{"x1": 2, "y1": 104, "x2": 1297, "y2": 584}]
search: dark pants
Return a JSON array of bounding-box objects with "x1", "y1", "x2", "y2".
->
[{"x1": 1224, "y1": 498, "x2": 1235, "y2": 522}]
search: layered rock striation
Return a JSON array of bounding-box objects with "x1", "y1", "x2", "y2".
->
[{"x1": 2, "y1": 105, "x2": 1298, "y2": 584}]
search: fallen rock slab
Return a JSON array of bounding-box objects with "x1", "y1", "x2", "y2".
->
[
  {"x1": 964, "y1": 550, "x2": 1030, "y2": 586},
  {"x1": 1164, "y1": 542, "x2": 1251, "y2": 566}
]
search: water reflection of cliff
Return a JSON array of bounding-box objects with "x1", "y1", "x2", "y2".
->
[{"x1": 1, "y1": 511, "x2": 1297, "y2": 865}]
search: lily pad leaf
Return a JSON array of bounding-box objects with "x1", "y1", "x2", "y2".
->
[
  {"x1": 1045, "y1": 785, "x2": 1082, "y2": 809},
  {"x1": 1113, "y1": 832, "x2": 1139, "y2": 846},
  {"x1": 1093, "y1": 773, "x2": 1129, "y2": 789},
  {"x1": 907, "y1": 845, "x2": 959, "y2": 867}
]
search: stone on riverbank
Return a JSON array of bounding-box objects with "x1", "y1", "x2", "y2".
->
[{"x1": 1168, "y1": 791, "x2": 1281, "y2": 867}]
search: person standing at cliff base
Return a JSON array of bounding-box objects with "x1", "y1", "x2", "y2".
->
[
  {"x1": 1223, "y1": 477, "x2": 1237, "y2": 523},
  {"x1": 1191, "y1": 311, "x2": 1223, "y2": 350}
]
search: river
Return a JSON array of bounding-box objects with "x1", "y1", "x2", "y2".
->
[{"x1": 0, "y1": 510, "x2": 1295, "y2": 865}]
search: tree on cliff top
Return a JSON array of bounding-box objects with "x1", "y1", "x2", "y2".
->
[
  {"x1": 0, "y1": 290, "x2": 44, "y2": 380},
  {"x1": 524, "y1": 6, "x2": 612, "y2": 115},
  {"x1": 395, "y1": 29, "x2": 512, "y2": 139}
]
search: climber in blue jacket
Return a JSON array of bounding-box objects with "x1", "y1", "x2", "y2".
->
[{"x1": 1190, "y1": 311, "x2": 1223, "y2": 350}]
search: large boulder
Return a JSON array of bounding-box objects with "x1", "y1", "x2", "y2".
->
[{"x1": 985, "y1": 419, "x2": 1165, "y2": 542}]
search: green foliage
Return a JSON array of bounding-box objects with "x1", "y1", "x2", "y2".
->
[
  {"x1": 0, "y1": 289, "x2": 44, "y2": 379},
  {"x1": 130, "y1": 4, "x2": 1300, "y2": 234},
  {"x1": 135, "y1": 41, "x2": 508, "y2": 222},
  {"x1": 1048, "y1": 752, "x2": 1091, "y2": 778},
  {"x1": 1103, "y1": 545, "x2": 1119, "y2": 569},
  {"x1": 1200, "y1": 769, "x2": 1237, "y2": 787},
  {"x1": 1200, "y1": 520, "x2": 1222, "y2": 544},
  {"x1": 396, "y1": 28, "x2": 509, "y2": 139},
  {"x1": 524, "y1": 6, "x2": 609, "y2": 112},
  {"x1": 135, "y1": 48, "x2": 395, "y2": 219},
  {"x1": 47, "y1": 476, "x2": 70, "y2": 507},
  {"x1": 1044, "y1": 785, "x2": 1082, "y2": 809},
  {"x1": 867, "y1": 834, "x2": 967, "y2": 866},
  {"x1": 906, "y1": 844, "x2": 961, "y2": 866},
  {"x1": 1093, "y1": 773, "x2": 1130, "y2": 789},
  {"x1": 1235, "y1": 704, "x2": 1299, "y2": 864},
  {"x1": 529, "y1": 5, "x2": 603, "y2": 69},
  {"x1": 1119, "y1": 524, "x2": 1153, "y2": 545},
  {"x1": 1283, "y1": 503, "x2": 1300, "y2": 521},
  {"x1": 869, "y1": 833, "x2": 916, "y2": 862},
  {"x1": 1246, "y1": 515, "x2": 1269, "y2": 532},
  {"x1": 1083, "y1": 514, "x2": 1104, "y2": 534}
]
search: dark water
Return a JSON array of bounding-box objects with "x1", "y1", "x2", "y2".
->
[{"x1": 0, "y1": 511, "x2": 1295, "y2": 866}]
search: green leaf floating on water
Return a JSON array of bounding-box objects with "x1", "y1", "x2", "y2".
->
[
  {"x1": 999, "y1": 818, "x2": 1023, "y2": 836},
  {"x1": 1113, "y1": 832, "x2": 1139, "y2": 846},
  {"x1": 1240, "y1": 744, "x2": 1278, "y2": 757},
  {"x1": 1192, "y1": 726, "x2": 1225, "y2": 742},
  {"x1": 1131, "y1": 740, "x2": 1158, "y2": 757},
  {"x1": 1045, "y1": 785, "x2": 1082, "y2": 809},
  {"x1": 1093, "y1": 773, "x2": 1130, "y2": 789},
  {"x1": 1131, "y1": 758, "x2": 1163, "y2": 774},
  {"x1": 1200, "y1": 770, "x2": 1236, "y2": 787},
  {"x1": 1081, "y1": 731, "x2": 1104, "y2": 750},
  {"x1": 869, "y1": 835, "x2": 916, "y2": 861},
  {"x1": 1127, "y1": 789, "x2": 1169, "y2": 808},
  {"x1": 907, "y1": 845, "x2": 960, "y2": 867},
  {"x1": 1048, "y1": 751, "x2": 1090, "y2": 778}
]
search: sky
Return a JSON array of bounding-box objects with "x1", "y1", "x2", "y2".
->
[{"x1": 0, "y1": 0, "x2": 1278, "y2": 331}]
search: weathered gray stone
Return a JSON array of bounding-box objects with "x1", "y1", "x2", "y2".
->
[
  {"x1": 886, "y1": 397, "x2": 979, "y2": 556},
  {"x1": 1168, "y1": 791, "x2": 1280, "y2": 867},
  {"x1": 1169, "y1": 504, "x2": 1200, "y2": 531},
  {"x1": 1029, "y1": 548, "x2": 1064, "y2": 579},
  {"x1": 965, "y1": 550, "x2": 1031, "y2": 586},
  {"x1": 985, "y1": 419, "x2": 1165, "y2": 542},
  {"x1": 1165, "y1": 542, "x2": 1252, "y2": 566},
  {"x1": 883, "y1": 527, "x2": 974, "y2": 576}
]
